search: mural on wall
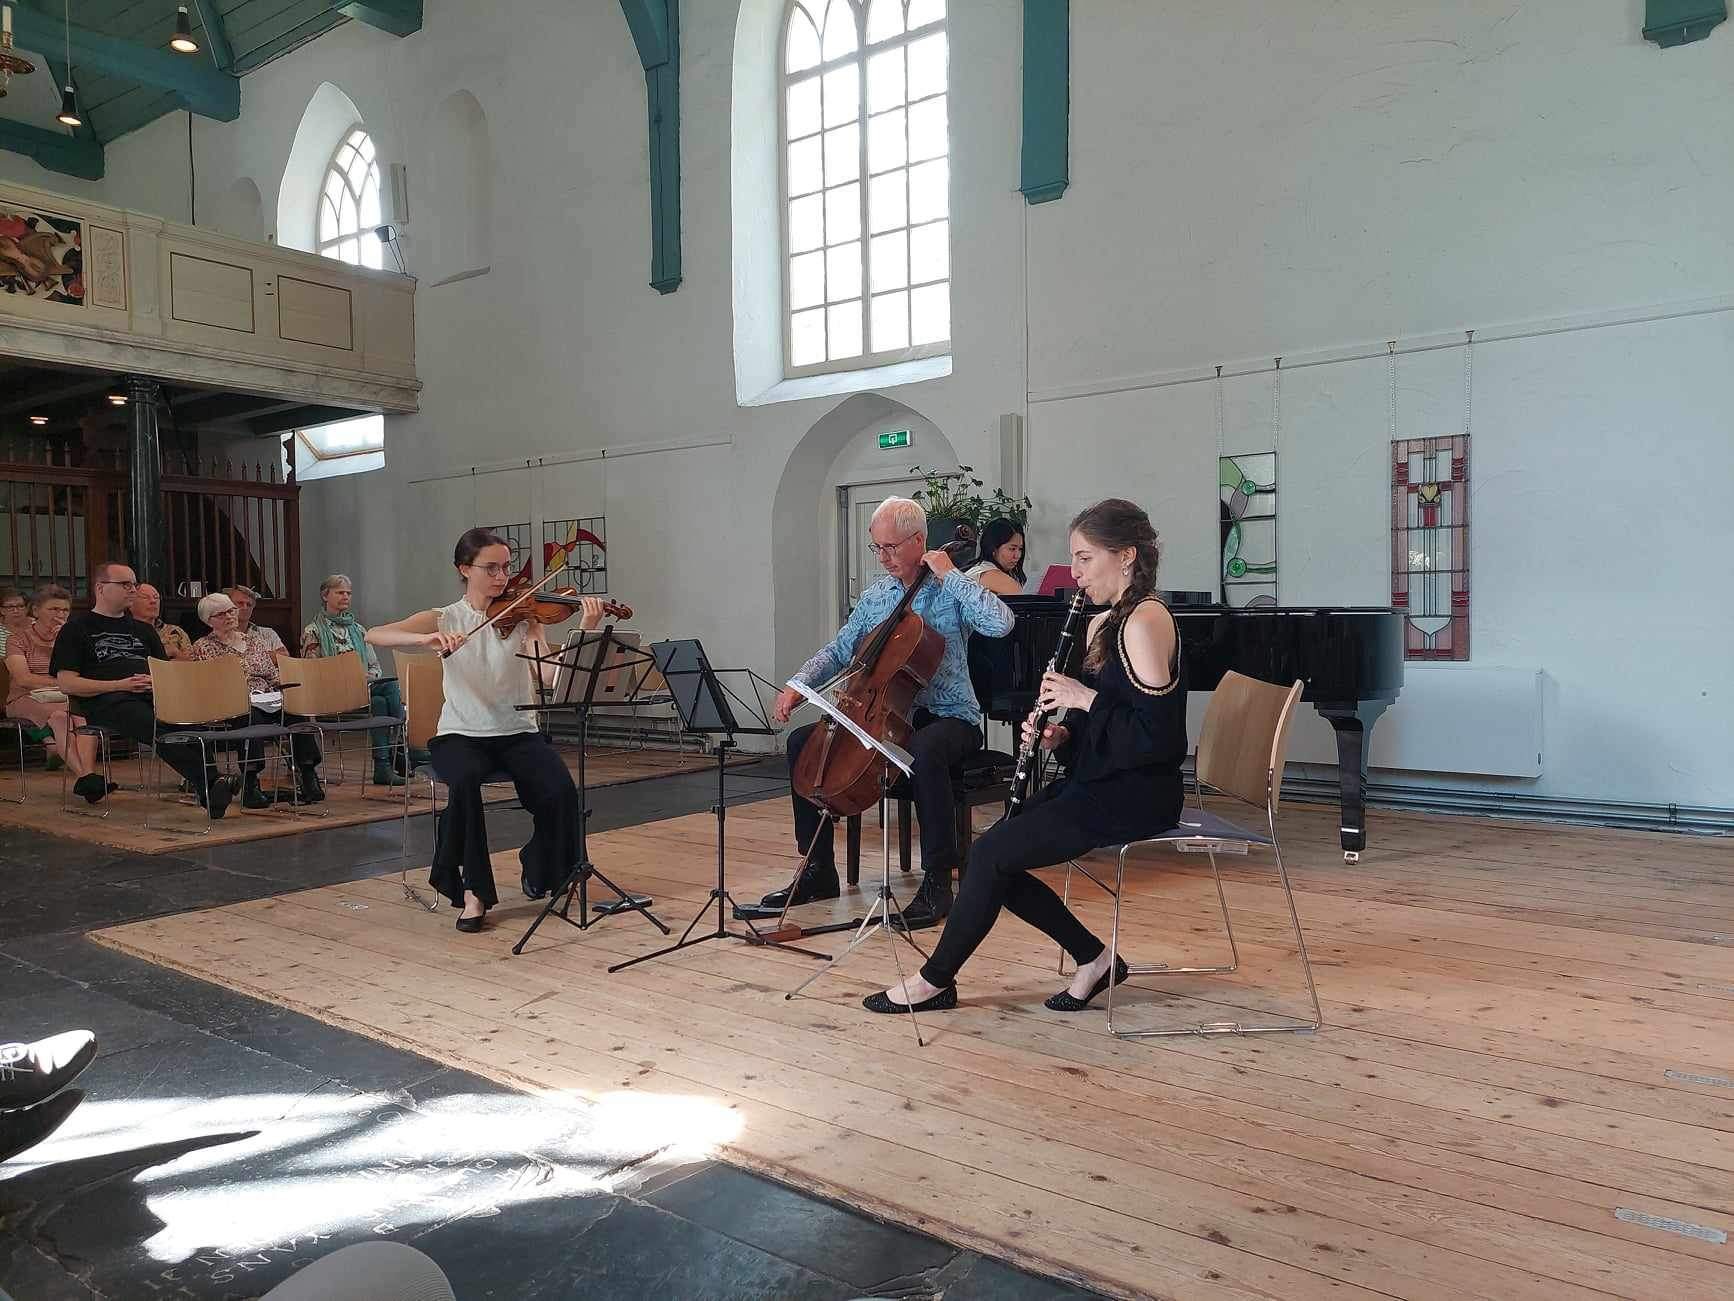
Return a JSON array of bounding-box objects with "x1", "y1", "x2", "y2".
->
[
  {"x1": 1391, "y1": 434, "x2": 1470, "y2": 660},
  {"x1": 479, "y1": 522, "x2": 534, "y2": 582},
  {"x1": 1219, "y1": 452, "x2": 1277, "y2": 607},
  {"x1": 543, "y1": 518, "x2": 608, "y2": 595},
  {"x1": 0, "y1": 206, "x2": 83, "y2": 304}
]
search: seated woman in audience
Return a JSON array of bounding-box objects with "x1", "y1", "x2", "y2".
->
[
  {"x1": 300, "y1": 573, "x2": 409, "y2": 788},
  {"x1": 130, "y1": 584, "x2": 192, "y2": 660},
  {"x1": 963, "y1": 518, "x2": 1028, "y2": 596},
  {"x1": 0, "y1": 587, "x2": 28, "y2": 660},
  {"x1": 3, "y1": 585, "x2": 102, "y2": 800},
  {"x1": 366, "y1": 529, "x2": 607, "y2": 933},
  {"x1": 866, "y1": 499, "x2": 1185, "y2": 1016},
  {"x1": 192, "y1": 591, "x2": 324, "y2": 809}
]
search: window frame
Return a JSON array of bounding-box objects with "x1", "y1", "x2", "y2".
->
[
  {"x1": 779, "y1": 0, "x2": 951, "y2": 379},
  {"x1": 315, "y1": 124, "x2": 385, "y2": 270}
]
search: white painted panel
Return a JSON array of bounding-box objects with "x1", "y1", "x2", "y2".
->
[
  {"x1": 168, "y1": 252, "x2": 255, "y2": 333},
  {"x1": 276, "y1": 274, "x2": 354, "y2": 349}
]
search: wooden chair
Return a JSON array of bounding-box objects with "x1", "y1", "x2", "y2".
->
[
  {"x1": 280, "y1": 652, "x2": 406, "y2": 799},
  {"x1": 145, "y1": 655, "x2": 301, "y2": 833},
  {"x1": 0, "y1": 659, "x2": 29, "y2": 803},
  {"x1": 1097, "y1": 672, "x2": 1322, "y2": 1039}
]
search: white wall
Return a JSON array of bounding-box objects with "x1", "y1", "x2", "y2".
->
[{"x1": 60, "y1": 0, "x2": 1734, "y2": 809}]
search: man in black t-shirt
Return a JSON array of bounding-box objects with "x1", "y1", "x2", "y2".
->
[{"x1": 53, "y1": 562, "x2": 236, "y2": 818}]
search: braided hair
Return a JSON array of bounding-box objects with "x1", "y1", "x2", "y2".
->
[{"x1": 1069, "y1": 499, "x2": 1160, "y2": 672}]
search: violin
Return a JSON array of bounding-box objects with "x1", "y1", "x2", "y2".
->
[{"x1": 487, "y1": 577, "x2": 631, "y2": 635}]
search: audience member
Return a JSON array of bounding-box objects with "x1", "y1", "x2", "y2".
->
[
  {"x1": 3, "y1": 585, "x2": 102, "y2": 798},
  {"x1": 0, "y1": 587, "x2": 26, "y2": 659},
  {"x1": 301, "y1": 574, "x2": 409, "y2": 787},
  {"x1": 131, "y1": 583, "x2": 192, "y2": 660},
  {"x1": 53, "y1": 562, "x2": 235, "y2": 818},
  {"x1": 193, "y1": 593, "x2": 324, "y2": 808}
]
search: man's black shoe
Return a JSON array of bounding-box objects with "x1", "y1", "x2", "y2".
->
[
  {"x1": 296, "y1": 767, "x2": 326, "y2": 805},
  {"x1": 202, "y1": 775, "x2": 237, "y2": 820},
  {"x1": 0, "y1": 1089, "x2": 85, "y2": 1164},
  {"x1": 733, "y1": 869, "x2": 841, "y2": 919},
  {"x1": 895, "y1": 874, "x2": 953, "y2": 930},
  {"x1": 72, "y1": 773, "x2": 107, "y2": 805},
  {"x1": 241, "y1": 774, "x2": 273, "y2": 809},
  {"x1": 0, "y1": 1030, "x2": 97, "y2": 1111}
]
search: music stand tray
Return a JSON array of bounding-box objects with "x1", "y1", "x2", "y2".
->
[
  {"x1": 511, "y1": 627, "x2": 671, "y2": 954},
  {"x1": 779, "y1": 679, "x2": 932, "y2": 1046},
  {"x1": 609, "y1": 640, "x2": 830, "y2": 973}
]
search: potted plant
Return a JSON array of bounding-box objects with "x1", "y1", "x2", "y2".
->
[
  {"x1": 979, "y1": 486, "x2": 1033, "y2": 528},
  {"x1": 910, "y1": 464, "x2": 985, "y2": 549}
]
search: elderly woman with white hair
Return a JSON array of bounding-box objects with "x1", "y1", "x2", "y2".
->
[
  {"x1": 736, "y1": 496, "x2": 1016, "y2": 930},
  {"x1": 300, "y1": 573, "x2": 410, "y2": 788},
  {"x1": 193, "y1": 591, "x2": 324, "y2": 808}
]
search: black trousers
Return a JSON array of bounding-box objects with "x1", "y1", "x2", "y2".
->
[
  {"x1": 920, "y1": 786, "x2": 1109, "y2": 988},
  {"x1": 427, "y1": 731, "x2": 579, "y2": 909},
  {"x1": 77, "y1": 693, "x2": 216, "y2": 795},
  {"x1": 787, "y1": 711, "x2": 981, "y2": 880},
  {"x1": 240, "y1": 707, "x2": 322, "y2": 774}
]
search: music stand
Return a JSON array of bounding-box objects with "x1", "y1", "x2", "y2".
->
[
  {"x1": 609, "y1": 640, "x2": 830, "y2": 973},
  {"x1": 780, "y1": 679, "x2": 932, "y2": 1046},
  {"x1": 511, "y1": 627, "x2": 671, "y2": 954}
]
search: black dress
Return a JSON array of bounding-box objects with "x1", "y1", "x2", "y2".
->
[{"x1": 919, "y1": 598, "x2": 1187, "y2": 988}]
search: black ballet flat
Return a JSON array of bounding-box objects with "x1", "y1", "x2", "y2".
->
[
  {"x1": 1045, "y1": 956, "x2": 1130, "y2": 1012},
  {"x1": 455, "y1": 910, "x2": 487, "y2": 934},
  {"x1": 863, "y1": 984, "x2": 957, "y2": 1014}
]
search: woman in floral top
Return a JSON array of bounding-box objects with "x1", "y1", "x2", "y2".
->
[
  {"x1": 300, "y1": 573, "x2": 410, "y2": 787},
  {"x1": 192, "y1": 591, "x2": 322, "y2": 808}
]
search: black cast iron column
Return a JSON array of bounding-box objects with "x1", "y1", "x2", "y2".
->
[{"x1": 125, "y1": 374, "x2": 167, "y2": 588}]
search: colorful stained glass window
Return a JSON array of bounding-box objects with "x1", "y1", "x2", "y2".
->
[
  {"x1": 543, "y1": 517, "x2": 608, "y2": 594},
  {"x1": 1391, "y1": 435, "x2": 1469, "y2": 660},
  {"x1": 1220, "y1": 452, "x2": 1277, "y2": 608},
  {"x1": 479, "y1": 521, "x2": 534, "y2": 583}
]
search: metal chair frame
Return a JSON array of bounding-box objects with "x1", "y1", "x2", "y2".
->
[{"x1": 279, "y1": 653, "x2": 407, "y2": 813}]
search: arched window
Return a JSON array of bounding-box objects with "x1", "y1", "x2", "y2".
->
[
  {"x1": 782, "y1": 1, "x2": 949, "y2": 375},
  {"x1": 316, "y1": 126, "x2": 384, "y2": 269}
]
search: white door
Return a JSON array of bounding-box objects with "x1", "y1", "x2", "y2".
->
[{"x1": 839, "y1": 478, "x2": 925, "y2": 622}]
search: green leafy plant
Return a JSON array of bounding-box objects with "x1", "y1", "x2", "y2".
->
[
  {"x1": 910, "y1": 463, "x2": 985, "y2": 524},
  {"x1": 980, "y1": 487, "x2": 1033, "y2": 527}
]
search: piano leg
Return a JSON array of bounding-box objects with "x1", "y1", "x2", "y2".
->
[{"x1": 1318, "y1": 702, "x2": 1391, "y2": 862}]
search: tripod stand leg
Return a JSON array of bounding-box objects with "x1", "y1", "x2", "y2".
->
[
  {"x1": 881, "y1": 902, "x2": 927, "y2": 1048},
  {"x1": 784, "y1": 888, "x2": 898, "y2": 1000}
]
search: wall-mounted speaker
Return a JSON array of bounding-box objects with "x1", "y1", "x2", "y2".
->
[{"x1": 383, "y1": 162, "x2": 410, "y2": 228}]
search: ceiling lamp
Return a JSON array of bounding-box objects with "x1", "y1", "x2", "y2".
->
[
  {"x1": 0, "y1": 3, "x2": 38, "y2": 99},
  {"x1": 170, "y1": 5, "x2": 198, "y2": 54},
  {"x1": 107, "y1": 393, "x2": 127, "y2": 407},
  {"x1": 54, "y1": 0, "x2": 79, "y2": 126},
  {"x1": 29, "y1": 415, "x2": 49, "y2": 426}
]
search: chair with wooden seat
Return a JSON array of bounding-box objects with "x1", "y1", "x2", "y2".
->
[
  {"x1": 144, "y1": 655, "x2": 301, "y2": 833},
  {"x1": 279, "y1": 652, "x2": 406, "y2": 802},
  {"x1": 0, "y1": 660, "x2": 30, "y2": 803},
  {"x1": 1097, "y1": 671, "x2": 1322, "y2": 1039},
  {"x1": 395, "y1": 652, "x2": 517, "y2": 911}
]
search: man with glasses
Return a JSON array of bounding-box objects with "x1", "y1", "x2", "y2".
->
[
  {"x1": 51, "y1": 562, "x2": 235, "y2": 818},
  {"x1": 737, "y1": 497, "x2": 1015, "y2": 928}
]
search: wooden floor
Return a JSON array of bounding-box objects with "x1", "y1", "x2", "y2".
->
[
  {"x1": 94, "y1": 797, "x2": 1734, "y2": 1299},
  {"x1": 0, "y1": 744, "x2": 727, "y2": 854}
]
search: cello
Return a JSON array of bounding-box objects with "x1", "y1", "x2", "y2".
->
[{"x1": 789, "y1": 547, "x2": 965, "y2": 818}]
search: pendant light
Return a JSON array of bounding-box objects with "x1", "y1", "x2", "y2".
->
[
  {"x1": 1, "y1": 3, "x2": 41, "y2": 99},
  {"x1": 54, "y1": 0, "x2": 79, "y2": 126},
  {"x1": 170, "y1": 5, "x2": 198, "y2": 54}
]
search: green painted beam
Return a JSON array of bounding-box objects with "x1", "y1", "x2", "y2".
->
[
  {"x1": 337, "y1": 0, "x2": 424, "y2": 39},
  {"x1": 618, "y1": 0, "x2": 681, "y2": 293},
  {"x1": 12, "y1": 1, "x2": 239, "y2": 121},
  {"x1": 0, "y1": 117, "x2": 105, "y2": 180},
  {"x1": 198, "y1": 0, "x2": 237, "y2": 72},
  {"x1": 1020, "y1": 0, "x2": 1069, "y2": 204},
  {"x1": 1642, "y1": 1, "x2": 1726, "y2": 46}
]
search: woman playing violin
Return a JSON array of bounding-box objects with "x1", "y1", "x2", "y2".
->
[{"x1": 366, "y1": 528, "x2": 608, "y2": 933}]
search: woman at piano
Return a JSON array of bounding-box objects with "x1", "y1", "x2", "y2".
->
[
  {"x1": 866, "y1": 499, "x2": 1187, "y2": 1015},
  {"x1": 366, "y1": 529, "x2": 606, "y2": 933},
  {"x1": 962, "y1": 518, "x2": 1027, "y2": 596}
]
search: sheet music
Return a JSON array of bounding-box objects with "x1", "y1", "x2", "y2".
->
[{"x1": 785, "y1": 678, "x2": 914, "y2": 776}]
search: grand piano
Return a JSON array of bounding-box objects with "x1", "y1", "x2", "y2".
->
[{"x1": 979, "y1": 596, "x2": 1403, "y2": 860}]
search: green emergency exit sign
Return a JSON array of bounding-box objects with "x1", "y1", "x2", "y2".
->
[{"x1": 878, "y1": 429, "x2": 911, "y2": 450}]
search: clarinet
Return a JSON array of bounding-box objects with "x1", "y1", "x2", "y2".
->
[{"x1": 1007, "y1": 589, "x2": 1089, "y2": 815}]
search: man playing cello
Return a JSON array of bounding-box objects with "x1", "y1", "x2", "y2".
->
[{"x1": 738, "y1": 497, "x2": 1014, "y2": 927}]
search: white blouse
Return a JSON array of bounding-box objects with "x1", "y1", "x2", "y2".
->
[{"x1": 434, "y1": 599, "x2": 538, "y2": 738}]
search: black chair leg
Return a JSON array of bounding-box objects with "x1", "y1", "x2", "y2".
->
[{"x1": 845, "y1": 815, "x2": 861, "y2": 886}]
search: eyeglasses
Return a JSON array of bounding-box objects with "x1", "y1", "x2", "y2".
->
[
  {"x1": 866, "y1": 531, "x2": 921, "y2": 559},
  {"x1": 469, "y1": 563, "x2": 513, "y2": 577},
  {"x1": 98, "y1": 580, "x2": 139, "y2": 591}
]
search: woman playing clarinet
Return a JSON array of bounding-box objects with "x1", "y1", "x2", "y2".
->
[
  {"x1": 865, "y1": 499, "x2": 1187, "y2": 1013},
  {"x1": 366, "y1": 529, "x2": 606, "y2": 933}
]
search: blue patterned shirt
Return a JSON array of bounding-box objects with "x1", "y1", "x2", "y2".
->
[{"x1": 795, "y1": 569, "x2": 1015, "y2": 725}]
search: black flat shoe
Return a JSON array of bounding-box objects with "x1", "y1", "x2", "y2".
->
[
  {"x1": 1045, "y1": 956, "x2": 1130, "y2": 1012},
  {"x1": 863, "y1": 984, "x2": 957, "y2": 1014},
  {"x1": 733, "y1": 871, "x2": 841, "y2": 920},
  {"x1": 521, "y1": 873, "x2": 549, "y2": 901},
  {"x1": 73, "y1": 773, "x2": 107, "y2": 805},
  {"x1": 455, "y1": 913, "x2": 485, "y2": 933},
  {"x1": 0, "y1": 1030, "x2": 97, "y2": 1110}
]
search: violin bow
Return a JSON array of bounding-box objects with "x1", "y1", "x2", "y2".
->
[{"x1": 441, "y1": 563, "x2": 569, "y2": 658}]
